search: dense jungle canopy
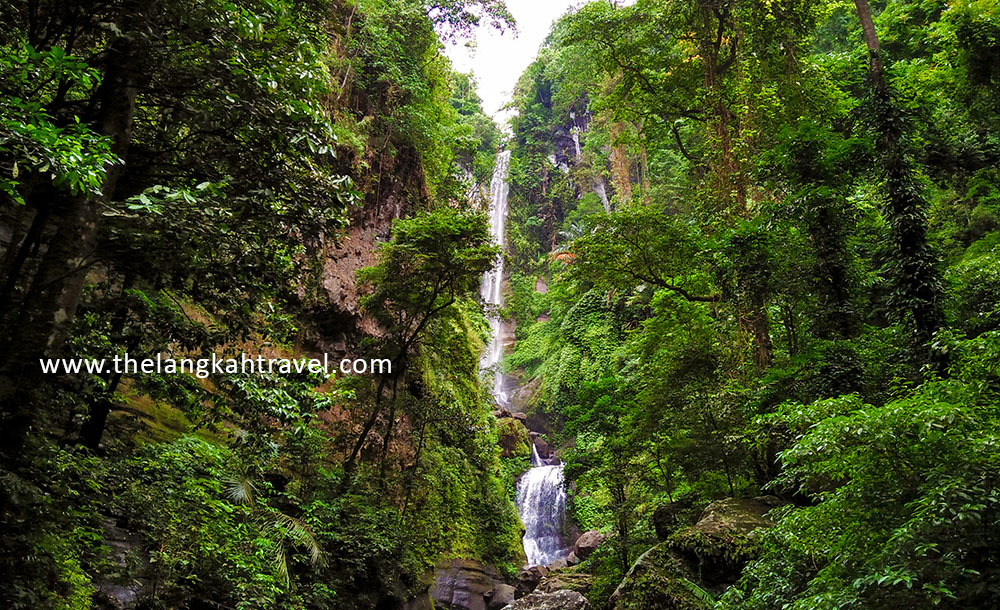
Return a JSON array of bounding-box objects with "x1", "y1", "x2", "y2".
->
[{"x1": 1, "y1": 0, "x2": 1000, "y2": 609}]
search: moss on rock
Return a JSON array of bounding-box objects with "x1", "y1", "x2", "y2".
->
[{"x1": 608, "y1": 543, "x2": 713, "y2": 610}]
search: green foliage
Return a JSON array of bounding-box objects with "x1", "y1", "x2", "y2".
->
[
  {"x1": 0, "y1": 0, "x2": 523, "y2": 607},
  {"x1": 723, "y1": 329, "x2": 1000, "y2": 609},
  {"x1": 501, "y1": 0, "x2": 1000, "y2": 605}
]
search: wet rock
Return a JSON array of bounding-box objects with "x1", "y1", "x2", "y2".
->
[
  {"x1": 487, "y1": 584, "x2": 516, "y2": 610},
  {"x1": 545, "y1": 558, "x2": 568, "y2": 571},
  {"x1": 93, "y1": 516, "x2": 150, "y2": 609},
  {"x1": 513, "y1": 412, "x2": 528, "y2": 422},
  {"x1": 565, "y1": 552, "x2": 580, "y2": 566},
  {"x1": 572, "y1": 530, "x2": 605, "y2": 560},
  {"x1": 508, "y1": 375, "x2": 541, "y2": 417},
  {"x1": 432, "y1": 559, "x2": 502, "y2": 610},
  {"x1": 516, "y1": 565, "x2": 549, "y2": 596},
  {"x1": 609, "y1": 543, "x2": 711, "y2": 610},
  {"x1": 532, "y1": 436, "x2": 553, "y2": 460},
  {"x1": 504, "y1": 589, "x2": 590, "y2": 610}
]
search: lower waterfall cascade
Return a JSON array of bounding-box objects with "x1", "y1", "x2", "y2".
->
[{"x1": 515, "y1": 446, "x2": 570, "y2": 566}]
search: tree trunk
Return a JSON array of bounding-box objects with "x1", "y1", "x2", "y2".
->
[
  {"x1": 0, "y1": 35, "x2": 139, "y2": 461},
  {"x1": 852, "y1": 0, "x2": 943, "y2": 343},
  {"x1": 853, "y1": 0, "x2": 885, "y2": 89}
]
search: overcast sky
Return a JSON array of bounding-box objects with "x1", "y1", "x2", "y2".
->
[{"x1": 443, "y1": 0, "x2": 582, "y2": 126}]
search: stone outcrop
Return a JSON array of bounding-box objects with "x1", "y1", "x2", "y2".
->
[
  {"x1": 535, "y1": 571, "x2": 593, "y2": 595},
  {"x1": 432, "y1": 559, "x2": 504, "y2": 610},
  {"x1": 609, "y1": 496, "x2": 784, "y2": 609},
  {"x1": 504, "y1": 589, "x2": 590, "y2": 610},
  {"x1": 497, "y1": 417, "x2": 531, "y2": 458},
  {"x1": 669, "y1": 496, "x2": 782, "y2": 587},
  {"x1": 609, "y1": 543, "x2": 711, "y2": 610}
]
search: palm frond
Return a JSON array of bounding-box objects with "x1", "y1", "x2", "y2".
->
[
  {"x1": 274, "y1": 512, "x2": 325, "y2": 568},
  {"x1": 224, "y1": 472, "x2": 257, "y2": 505}
]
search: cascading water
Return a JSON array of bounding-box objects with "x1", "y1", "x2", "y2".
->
[
  {"x1": 480, "y1": 150, "x2": 511, "y2": 406},
  {"x1": 480, "y1": 150, "x2": 569, "y2": 567},
  {"x1": 516, "y1": 447, "x2": 569, "y2": 566}
]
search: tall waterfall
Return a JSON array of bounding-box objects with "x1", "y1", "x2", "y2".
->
[
  {"x1": 479, "y1": 150, "x2": 569, "y2": 567},
  {"x1": 480, "y1": 150, "x2": 511, "y2": 406}
]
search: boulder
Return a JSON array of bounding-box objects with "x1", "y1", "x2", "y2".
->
[
  {"x1": 536, "y1": 572, "x2": 593, "y2": 595},
  {"x1": 670, "y1": 496, "x2": 783, "y2": 587},
  {"x1": 565, "y1": 552, "x2": 580, "y2": 566},
  {"x1": 513, "y1": 412, "x2": 528, "y2": 422},
  {"x1": 496, "y1": 417, "x2": 531, "y2": 458},
  {"x1": 532, "y1": 436, "x2": 554, "y2": 460},
  {"x1": 516, "y1": 565, "x2": 548, "y2": 596},
  {"x1": 651, "y1": 499, "x2": 697, "y2": 541},
  {"x1": 504, "y1": 590, "x2": 590, "y2": 610},
  {"x1": 486, "y1": 584, "x2": 516, "y2": 610},
  {"x1": 545, "y1": 558, "x2": 568, "y2": 571},
  {"x1": 682, "y1": 496, "x2": 781, "y2": 538},
  {"x1": 432, "y1": 559, "x2": 502, "y2": 610},
  {"x1": 524, "y1": 411, "x2": 550, "y2": 435},
  {"x1": 609, "y1": 543, "x2": 712, "y2": 610},
  {"x1": 572, "y1": 530, "x2": 605, "y2": 560}
]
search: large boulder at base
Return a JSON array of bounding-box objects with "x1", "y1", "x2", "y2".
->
[
  {"x1": 536, "y1": 571, "x2": 594, "y2": 595},
  {"x1": 432, "y1": 559, "x2": 503, "y2": 610},
  {"x1": 572, "y1": 530, "x2": 605, "y2": 560},
  {"x1": 497, "y1": 417, "x2": 531, "y2": 458},
  {"x1": 609, "y1": 543, "x2": 712, "y2": 610},
  {"x1": 670, "y1": 496, "x2": 783, "y2": 587},
  {"x1": 486, "y1": 584, "x2": 516, "y2": 610},
  {"x1": 504, "y1": 590, "x2": 590, "y2": 610}
]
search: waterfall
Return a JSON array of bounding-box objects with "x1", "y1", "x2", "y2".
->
[
  {"x1": 480, "y1": 150, "x2": 511, "y2": 406},
  {"x1": 516, "y1": 446, "x2": 569, "y2": 566},
  {"x1": 479, "y1": 150, "x2": 570, "y2": 567}
]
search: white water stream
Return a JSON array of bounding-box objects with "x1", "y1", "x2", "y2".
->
[
  {"x1": 480, "y1": 150, "x2": 569, "y2": 567},
  {"x1": 516, "y1": 446, "x2": 569, "y2": 566},
  {"x1": 480, "y1": 150, "x2": 511, "y2": 406}
]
